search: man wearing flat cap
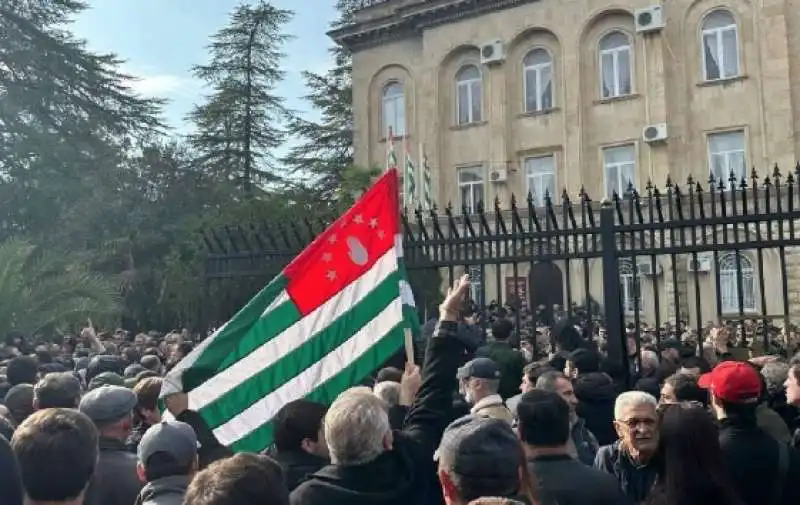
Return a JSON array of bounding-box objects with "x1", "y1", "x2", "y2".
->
[
  {"x1": 457, "y1": 358, "x2": 514, "y2": 424},
  {"x1": 134, "y1": 420, "x2": 199, "y2": 505},
  {"x1": 80, "y1": 385, "x2": 143, "y2": 505}
]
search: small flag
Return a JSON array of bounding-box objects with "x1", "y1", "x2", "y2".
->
[
  {"x1": 403, "y1": 139, "x2": 416, "y2": 208},
  {"x1": 161, "y1": 170, "x2": 417, "y2": 453},
  {"x1": 420, "y1": 144, "x2": 432, "y2": 210},
  {"x1": 386, "y1": 127, "x2": 398, "y2": 172}
]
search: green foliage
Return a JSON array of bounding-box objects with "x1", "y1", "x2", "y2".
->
[
  {"x1": 188, "y1": 1, "x2": 292, "y2": 192},
  {"x1": 0, "y1": 239, "x2": 120, "y2": 339}
]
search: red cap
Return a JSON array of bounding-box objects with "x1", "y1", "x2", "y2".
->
[{"x1": 697, "y1": 361, "x2": 762, "y2": 403}]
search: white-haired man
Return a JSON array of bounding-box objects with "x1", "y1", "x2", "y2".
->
[
  {"x1": 290, "y1": 275, "x2": 471, "y2": 505},
  {"x1": 594, "y1": 391, "x2": 659, "y2": 505}
]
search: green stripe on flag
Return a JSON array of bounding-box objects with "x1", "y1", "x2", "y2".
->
[
  {"x1": 200, "y1": 271, "x2": 402, "y2": 430},
  {"x1": 228, "y1": 321, "x2": 405, "y2": 453}
]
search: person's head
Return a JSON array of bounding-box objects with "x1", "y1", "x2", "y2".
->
[
  {"x1": 273, "y1": 399, "x2": 329, "y2": 459},
  {"x1": 133, "y1": 377, "x2": 163, "y2": 426},
  {"x1": 85, "y1": 354, "x2": 124, "y2": 384},
  {"x1": 33, "y1": 372, "x2": 81, "y2": 409},
  {"x1": 535, "y1": 371, "x2": 577, "y2": 417},
  {"x1": 7, "y1": 356, "x2": 38, "y2": 386},
  {"x1": 698, "y1": 361, "x2": 762, "y2": 421},
  {"x1": 491, "y1": 319, "x2": 513, "y2": 341},
  {"x1": 324, "y1": 387, "x2": 391, "y2": 466},
  {"x1": 457, "y1": 358, "x2": 502, "y2": 404},
  {"x1": 184, "y1": 453, "x2": 289, "y2": 505},
  {"x1": 373, "y1": 381, "x2": 401, "y2": 407},
  {"x1": 124, "y1": 363, "x2": 146, "y2": 379},
  {"x1": 640, "y1": 350, "x2": 659, "y2": 376},
  {"x1": 786, "y1": 353, "x2": 800, "y2": 406},
  {"x1": 653, "y1": 402, "x2": 740, "y2": 505},
  {"x1": 375, "y1": 366, "x2": 403, "y2": 384},
  {"x1": 564, "y1": 348, "x2": 599, "y2": 379},
  {"x1": 136, "y1": 420, "x2": 198, "y2": 483},
  {"x1": 659, "y1": 373, "x2": 706, "y2": 406},
  {"x1": 11, "y1": 408, "x2": 98, "y2": 504},
  {"x1": 613, "y1": 391, "x2": 659, "y2": 463},
  {"x1": 79, "y1": 385, "x2": 137, "y2": 440},
  {"x1": 435, "y1": 416, "x2": 528, "y2": 505},
  {"x1": 520, "y1": 362, "x2": 553, "y2": 394},
  {"x1": 626, "y1": 334, "x2": 638, "y2": 357},
  {"x1": 679, "y1": 355, "x2": 712, "y2": 377},
  {"x1": 516, "y1": 389, "x2": 570, "y2": 452},
  {"x1": 760, "y1": 360, "x2": 789, "y2": 397},
  {"x1": 5, "y1": 383, "x2": 35, "y2": 425},
  {"x1": 87, "y1": 371, "x2": 125, "y2": 390},
  {"x1": 659, "y1": 340, "x2": 682, "y2": 363},
  {"x1": 140, "y1": 355, "x2": 163, "y2": 374}
]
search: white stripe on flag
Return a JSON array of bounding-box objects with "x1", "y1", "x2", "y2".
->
[
  {"x1": 188, "y1": 248, "x2": 399, "y2": 411},
  {"x1": 161, "y1": 320, "x2": 229, "y2": 397},
  {"x1": 261, "y1": 291, "x2": 289, "y2": 317},
  {"x1": 212, "y1": 297, "x2": 403, "y2": 445}
]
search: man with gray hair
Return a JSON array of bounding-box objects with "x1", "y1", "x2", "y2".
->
[
  {"x1": 594, "y1": 391, "x2": 659, "y2": 504},
  {"x1": 373, "y1": 381, "x2": 401, "y2": 407},
  {"x1": 290, "y1": 275, "x2": 472, "y2": 505}
]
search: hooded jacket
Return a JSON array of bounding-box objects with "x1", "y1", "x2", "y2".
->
[
  {"x1": 290, "y1": 321, "x2": 464, "y2": 505},
  {"x1": 134, "y1": 475, "x2": 191, "y2": 505},
  {"x1": 574, "y1": 372, "x2": 618, "y2": 446}
]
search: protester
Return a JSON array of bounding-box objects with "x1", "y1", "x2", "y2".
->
[
  {"x1": 129, "y1": 377, "x2": 163, "y2": 452},
  {"x1": 184, "y1": 453, "x2": 289, "y2": 505},
  {"x1": 476, "y1": 318, "x2": 527, "y2": 400},
  {"x1": 535, "y1": 370, "x2": 598, "y2": 465},
  {"x1": 7, "y1": 356, "x2": 38, "y2": 386},
  {"x1": 573, "y1": 371, "x2": 618, "y2": 446},
  {"x1": 134, "y1": 420, "x2": 198, "y2": 505},
  {"x1": 11, "y1": 408, "x2": 98, "y2": 505},
  {"x1": 33, "y1": 371, "x2": 81, "y2": 409},
  {"x1": 594, "y1": 391, "x2": 659, "y2": 504},
  {"x1": 457, "y1": 357, "x2": 514, "y2": 423},
  {"x1": 0, "y1": 432, "x2": 23, "y2": 505},
  {"x1": 658, "y1": 372, "x2": 706, "y2": 406},
  {"x1": 270, "y1": 399, "x2": 329, "y2": 491},
  {"x1": 5, "y1": 383, "x2": 34, "y2": 426}
]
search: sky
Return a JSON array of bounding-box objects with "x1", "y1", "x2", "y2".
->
[{"x1": 70, "y1": 0, "x2": 339, "y2": 133}]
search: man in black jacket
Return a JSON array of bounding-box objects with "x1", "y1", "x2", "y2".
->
[
  {"x1": 270, "y1": 399, "x2": 329, "y2": 491},
  {"x1": 290, "y1": 275, "x2": 470, "y2": 505},
  {"x1": 519, "y1": 390, "x2": 627, "y2": 505}
]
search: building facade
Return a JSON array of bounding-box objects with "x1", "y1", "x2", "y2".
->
[{"x1": 332, "y1": 0, "x2": 800, "y2": 325}]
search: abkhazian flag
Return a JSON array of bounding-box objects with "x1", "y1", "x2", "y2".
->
[
  {"x1": 403, "y1": 139, "x2": 416, "y2": 208},
  {"x1": 420, "y1": 143, "x2": 432, "y2": 210},
  {"x1": 386, "y1": 127, "x2": 398, "y2": 172},
  {"x1": 161, "y1": 169, "x2": 419, "y2": 453}
]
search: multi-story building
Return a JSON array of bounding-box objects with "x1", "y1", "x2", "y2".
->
[{"x1": 331, "y1": 0, "x2": 800, "y2": 325}]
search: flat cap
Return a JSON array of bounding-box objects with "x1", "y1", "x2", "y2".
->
[
  {"x1": 457, "y1": 358, "x2": 501, "y2": 380},
  {"x1": 88, "y1": 371, "x2": 125, "y2": 391},
  {"x1": 435, "y1": 415, "x2": 520, "y2": 481},
  {"x1": 138, "y1": 420, "x2": 198, "y2": 467},
  {"x1": 79, "y1": 385, "x2": 136, "y2": 424}
]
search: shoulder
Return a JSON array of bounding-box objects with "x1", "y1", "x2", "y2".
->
[{"x1": 593, "y1": 443, "x2": 619, "y2": 468}]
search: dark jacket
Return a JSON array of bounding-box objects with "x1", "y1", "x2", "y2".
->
[
  {"x1": 388, "y1": 404, "x2": 410, "y2": 431},
  {"x1": 529, "y1": 453, "x2": 628, "y2": 505},
  {"x1": 718, "y1": 416, "x2": 800, "y2": 505},
  {"x1": 134, "y1": 475, "x2": 191, "y2": 505},
  {"x1": 290, "y1": 320, "x2": 463, "y2": 505},
  {"x1": 594, "y1": 441, "x2": 658, "y2": 505},
  {"x1": 475, "y1": 341, "x2": 527, "y2": 400},
  {"x1": 570, "y1": 417, "x2": 600, "y2": 466},
  {"x1": 0, "y1": 435, "x2": 22, "y2": 505},
  {"x1": 84, "y1": 437, "x2": 143, "y2": 505},
  {"x1": 272, "y1": 449, "x2": 329, "y2": 491},
  {"x1": 575, "y1": 372, "x2": 618, "y2": 446}
]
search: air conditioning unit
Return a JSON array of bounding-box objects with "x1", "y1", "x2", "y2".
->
[
  {"x1": 635, "y1": 5, "x2": 665, "y2": 33},
  {"x1": 643, "y1": 123, "x2": 668, "y2": 143},
  {"x1": 636, "y1": 261, "x2": 662, "y2": 276},
  {"x1": 687, "y1": 254, "x2": 712, "y2": 273},
  {"x1": 490, "y1": 169, "x2": 508, "y2": 183},
  {"x1": 480, "y1": 40, "x2": 505, "y2": 65}
]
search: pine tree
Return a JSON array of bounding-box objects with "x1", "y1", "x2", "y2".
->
[
  {"x1": 188, "y1": 1, "x2": 291, "y2": 193},
  {"x1": 283, "y1": 0, "x2": 359, "y2": 200}
]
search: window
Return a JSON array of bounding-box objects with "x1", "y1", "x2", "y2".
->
[
  {"x1": 458, "y1": 166, "x2": 484, "y2": 214},
  {"x1": 708, "y1": 130, "x2": 746, "y2": 185},
  {"x1": 525, "y1": 155, "x2": 556, "y2": 207},
  {"x1": 718, "y1": 253, "x2": 756, "y2": 313},
  {"x1": 701, "y1": 10, "x2": 739, "y2": 81},
  {"x1": 456, "y1": 65, "x2": 482, "y2": 124},
  {"x1": 523, "y1": 49, "x2": 553, "y2": 113},
  {"x1": 619, "y1": 260, "x2": 641, "y2": 315},
  {"x1": 603, "y1": 145, "x2": 636, "y2": 198},
  {"x1": 468, "y1": 265, "x2": 484, "y2": 305},
  {"x1": 599, "y1": 31, "x2": 632, "y2": 98},
  {"x1": 382, "y1": 82, "x2": 405, "y2": 137}
]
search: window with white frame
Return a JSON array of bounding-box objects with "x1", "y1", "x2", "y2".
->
[
  {"x1": 523, "y1": 49, "x2": 553, "y2": 113},
  {"x1": 701, "y1": 10, "x2": 739, "y2": 81},
  {"x1": 458, "y1": 166, "x2": 484, "y2": 214},
  {"x1": 599, "y1": 31, "x2": 632, "y2": 99},
  {"x1": 708, "y1": 130, "x2": 746, "y2": 185},
  {"x1": 718, "y1": 252, "x2": 756, "y2": 313},
  {"x1": 619, "y1": 260, "x2": 641, "y2": 315},
  {"x1": 603, "y1": 145, "x2": 636, "y2": 198},
  {"x1": 456, "y1": 65, "x2": 483, "y2": 125},
  {"x1": 525, "y1": 155, "x2": 556, "y2": 207},
  {"x1": 382, "y1": 82, "x2": 405, "y2": 137}
]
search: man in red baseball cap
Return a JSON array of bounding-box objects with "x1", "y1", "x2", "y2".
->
[{"x1": 698, "y1": 361, "x2": 800, "y2": 505}]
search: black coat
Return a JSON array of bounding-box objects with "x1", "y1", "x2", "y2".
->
[
  {"x1": 84, "y1": 437, "x2": 143, "y2": 505},
  {"x1": 272, "y1": 449, "x2": 329, "y2": 491},
  {"x1": 529, "y1": 453, "x2": 628, "y2": 505},
  {"x1": 594, "y1": 441, "x2": 657, "y2": 505},
  {"x1": 290, "y1": 321, "x2": 463, "y2": 505},
  {"x1": 0, "y1": 435, "x2": 22, "y2": 505},
  {"x1": 574, "y1": 372, "x2": 618, "y2": 446}
]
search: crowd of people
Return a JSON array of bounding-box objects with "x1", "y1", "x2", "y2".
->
[{"x1": 1, "y1": 275, "x2": 800, "y2": 505}]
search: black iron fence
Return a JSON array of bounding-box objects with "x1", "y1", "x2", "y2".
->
[{"x1": 202, "y1": 166, "x2": 800, "y2": 381}]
